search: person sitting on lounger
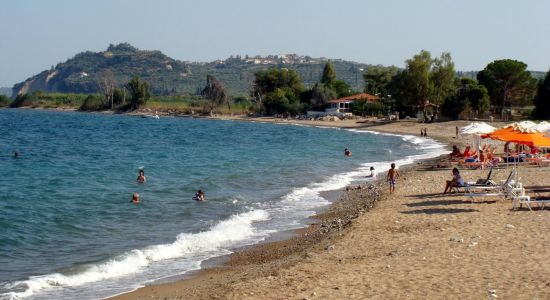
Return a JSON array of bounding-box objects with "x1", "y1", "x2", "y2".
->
[
  {"x1": 443, "y1": 168, "x2": 464, "y2": 193},
  {"x1": 462, "y1": 145, "x2": 472, "y2": 158},
  {"x1": 450, "y1": 145, "x2": 461, "y2": 157}
]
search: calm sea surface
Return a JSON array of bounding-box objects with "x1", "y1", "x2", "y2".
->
[{"x1": 0, "y1": 109, "x2": 446, "y2": 299}]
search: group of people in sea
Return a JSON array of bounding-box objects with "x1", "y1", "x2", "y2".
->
[{"x1": 131, "y1": 169, "x2": 205, "y2": 204}]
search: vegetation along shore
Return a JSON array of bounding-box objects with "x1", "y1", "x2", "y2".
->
[{"x1": 2, "y1": 44, "x2": 550, "y2": 122}]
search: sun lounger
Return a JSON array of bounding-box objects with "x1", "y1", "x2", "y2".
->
[
  {"x1": 464, "y1": 170, "x2": 517, "y2": 201},
  {"x1": 452, "y1": 167, "x2": 495, "y2": 193},
  {"x1": 512, "y1": 193, "x2": 550, "y2": 211}
]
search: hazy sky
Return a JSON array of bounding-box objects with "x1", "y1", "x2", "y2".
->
[{"x1": 1, "y1": 0, "x2": 549, "y2": 87}]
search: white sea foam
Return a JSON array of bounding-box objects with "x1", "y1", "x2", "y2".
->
[
  {"x1": 0, "y1": 210, "x2": 270, "y2": 300},
  {"x1": 1, "y1": 128, "x2": 448, "y2": 300}
]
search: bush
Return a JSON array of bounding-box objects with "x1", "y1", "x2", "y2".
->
[
  {"x1": 351, "y1": 101, "x2": 386, "y2": 116},
  {"x1": 80, "y1": 94, "x2": 107, "y2": 111},
  {"x1": 10, "y1": 94, "x2": 33, "y2": 107},
  {"x1": 0, "y1": 95, "x2": 11, "y2": 107}
]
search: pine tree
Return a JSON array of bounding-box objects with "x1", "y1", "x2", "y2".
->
[
  {"x1": 533, "y1": 69, "x2": 550, "y2": 119},
  {"x1": 321, "y1": 62, "x2": 336, "y2": 87}
]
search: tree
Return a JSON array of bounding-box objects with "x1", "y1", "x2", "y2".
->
[
  {"x1": 125, "y1": 76, "x2": 150, "y2": 110},
  {"x1": 98, "y1": 69, "x2": 116, "y2": 109},
  {"x1": 321, "y1": 62, "x2": 337, "y2": 86},
  {"x1": 310, "y1": 83, "x2": 337, "y2": 110},
  {"x1": 442, "y1": 78, "x2": 489, "y2": 120},
  {"x1": 251, "y1": 68, "x2": 304, "y2": 113},
  {"x1": 0, "y1": 95, "x2": 10, "y2": 107},
  {"x1": 332, "y1": 80, "x2": 352, "y2": 98},
  {"x1": 533, "y1": 69, "x2": 550, "y2": 119},
  {"x1": 363, "y1": 65, "x2": 399, "y2": 95},
  {"x1": 201, "y1": 75, "x2": 230, "y2": 114},
  {"x1": 477, "y1": 59, "x2": 537, "y2": 119},
  {"x1": 389, "y1": 50, "x2": 432, "y2": 118},
  {"x1": 430, "y1": 52, "x2": 456, "y2": 106}
]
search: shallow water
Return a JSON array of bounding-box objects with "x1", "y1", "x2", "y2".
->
[{"x1": 0, "y1": 109, "x2": 446, "y2": 299}]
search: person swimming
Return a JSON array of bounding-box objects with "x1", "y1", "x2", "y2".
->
[
  {"x1": 344, "y1": 148, "x2": 352, "y2": 156},
  {"x1": 193, "y1": 190, "x2": 205, "y2": 201},
  {"x1": 13, "y1": 152, "x2": 19, "y2": 158},
  {"x1": 131, "y1": 193, "x2": 140, "y2": 204},
  {"x1": 136, "y1": 169, "x2": 146, "y2": 183}
]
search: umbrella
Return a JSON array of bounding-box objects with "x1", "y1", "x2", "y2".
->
[
  {"x1": 481, "y1": 123, "x2": 550, "y2": 183},
  {"x1": 459, "y1": 122, "x2": 496, "y2": 135},
  {"x1": 460, "y1": 122, "x2": 497, "y2": 151},
  {"x1": 481, "y1": 124, "x2": 550, "y2": 148},
  {"x1": 517, "y1": 120, "x2": 537, "y2": 129},
  {"x1": 530, "y1": 121, "x2": 550, "y2": 133}
]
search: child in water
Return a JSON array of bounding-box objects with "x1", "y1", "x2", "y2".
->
[
  {"x1": 131, "y1": 193, "x2": 140, "y2": 204},
  {"x1": 366, "y1": 166, "x2": 377, "y2": 179},
  {"x1": 386, "y1": 163, "x2": 400, "y2": 194},
  {"x1": 137, "y1": 170, "x2": 146, "y2": 183}
]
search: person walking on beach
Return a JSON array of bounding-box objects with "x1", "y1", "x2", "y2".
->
[
  {"x1": 386, "y1": 163, "x2": 400, "y2": 194},
  {"x1": 455, "y1": 126, "x2": 459, "y2": 139}
]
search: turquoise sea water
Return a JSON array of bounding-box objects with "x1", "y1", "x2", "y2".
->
[{"x1": 0, "y1": 109, "x2": 446, "y2": 299}]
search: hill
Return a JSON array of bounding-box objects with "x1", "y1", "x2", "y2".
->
[
  {"x1": 0, "y1": 87, "x2": 11, "y2": 97},
  {"x1": 12, "y1": 43, "x2": 370, "y2": 98}
]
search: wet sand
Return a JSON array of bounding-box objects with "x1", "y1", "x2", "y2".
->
[{"x1": 111, "y1": 119, "x2": 550, "y2": 300}]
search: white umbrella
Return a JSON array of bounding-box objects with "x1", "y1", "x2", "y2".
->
[
  {"x1": 460, "y1": 122, "x2": 497, "y2": 151},
  {"x1": 460, "y1": 122, "x2": 496, "y2": 135},
  {"x1": 517, "y1": 120, "x2": 537, "y2": 129},
  {"x1": 530, "y1": 121, "x2": 550, "y2": 132}
]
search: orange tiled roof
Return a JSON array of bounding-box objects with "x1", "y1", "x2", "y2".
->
[{"x1": 328, "y1": 93, "x2": 379, "y2": 103}]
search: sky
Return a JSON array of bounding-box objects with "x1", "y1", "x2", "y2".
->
[{"x1": 0, "y1": 0, "x2": 549, "y2": 87}]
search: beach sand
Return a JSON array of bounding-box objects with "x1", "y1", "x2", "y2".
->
[{"x1": 111, "y1": 119, "x2": 550, "y2": 300}]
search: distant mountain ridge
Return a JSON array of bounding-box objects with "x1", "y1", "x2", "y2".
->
[
  {"x1": 12, "y1": 43, "x2": 370, "y2": 98},
  {"x1": 0, "y1": 87, "x2": 11, "y2": 97}
]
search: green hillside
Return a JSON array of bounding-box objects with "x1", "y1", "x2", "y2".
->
[{"x1": 12, "y1": 43, "x2": 370, "y2": 98}]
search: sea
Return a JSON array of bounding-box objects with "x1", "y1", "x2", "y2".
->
[{"x1": 0, "y1": 109, "x2": 447, "y2": 299}]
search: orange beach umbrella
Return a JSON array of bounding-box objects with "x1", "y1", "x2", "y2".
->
[{"x1": 481, "y1": 126, "x2": 550, "y2": 148}]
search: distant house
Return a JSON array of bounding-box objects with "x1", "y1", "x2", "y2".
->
[{"x1": 326, "y1": 93, "x2": 380, "y2": 114}]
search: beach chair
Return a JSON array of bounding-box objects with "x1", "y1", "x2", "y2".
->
[
  {"x1": 513, "y1": 185, "x2": 550, "y2": 210},
  {"x1": 464, "y1": 170, "x2": 517, "y2": 201},
  {"x1": 466, "y1": 167, "x2": 495, "y2": 186},
  {"x1": 512, "y1": 194, "x2": 550, "y2": 211}
]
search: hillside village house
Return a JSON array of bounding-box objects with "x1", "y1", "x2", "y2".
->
[{"x1": 325, "y1": 93, "x2": 380, "y2": 114}]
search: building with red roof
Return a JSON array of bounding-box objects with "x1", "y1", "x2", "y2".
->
[{"x1": 326, "y1": 93, "x2": 380, "y2": 114}]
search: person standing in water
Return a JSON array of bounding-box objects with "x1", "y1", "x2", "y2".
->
[
  {"x1": 386, "y1": 163, "x2": 400, "y2": 194},
  {"x1": 136, "y1": 169, "x2": 146, "y2": 183}
]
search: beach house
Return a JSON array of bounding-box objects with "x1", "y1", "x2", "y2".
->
[{"x1": 325, "y1": 93, "x2": 380, "y2": 114}]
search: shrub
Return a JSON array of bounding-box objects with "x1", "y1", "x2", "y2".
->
[
  {"x1": 0, "y1": 95, "x2": 11, "y2": 107},
  {"x1": 80, "y1": 94, "x2": 107, "y2": 111}
]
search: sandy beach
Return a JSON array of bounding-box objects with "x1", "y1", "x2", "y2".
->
[{"x1": 111, "y1": 119, "x2": 550, "y2": 300}]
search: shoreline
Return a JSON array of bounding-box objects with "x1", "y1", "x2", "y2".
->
[
  {"x1": 6, "y1": 109, "x2": 547, "y2": 299},
  {"x1": 108, "y1": 119, "x2": 472, "y2": 300}
]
